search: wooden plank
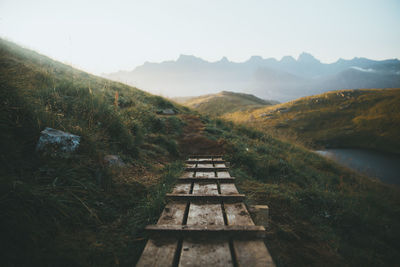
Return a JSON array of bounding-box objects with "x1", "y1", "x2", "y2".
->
[
  {"x1": 179, "y1": 239, "x2": 233, "y2": 267},
  {"x1": 220, "y1": 183, "x2": 239, "y2": 195},
  {"x1": 137, "y1": 203, "x2": 187, "y2": 267},
  {"x1": 214, "y1": 163, "x2": 226, "y2": 168},
  {"x1": 158, "y1": 202, "x2": 188, "y2": 225},
  {"x1": 186, "y1": 167, "x2": 228, "y2": 172},
  {"x1": 197, "y1": 158, "x2": 213, "y2": 162},
  {"x1": 224, "y1": 203, "x2": 276, "y2": 266},
  {"x1": 136, "y1": 238, "x2": 177, "y2": 267},
  {"x1": 192, "y1": 183, "x2": 219, "y2": 195},
  {"x1": 195, "y1": 171, "x2": 216, "y2": 178},
  {"x1": 217, "y1": 171, "x2": 231, "y2": 178},
  {"x1": 179, "y1": 203, "x2": 233, "y2": 267},
  {"x1": 172, "y1": 183, "x2": 192, "y2": 194},
  {"x1": 146, "y1": 224, "x2": 266, "y2": 239},
  {"x1": 166, "y1": 194, "x2": 245, "y2": 202},
  {"x1": 224, "y1": 203, "x2": 254, "y2": 225},
  {"x1": 179, "y1": 177, "x2": 235, "y2": 183},
  {"x1": 186, "y1": 160, "x2": 225, "y2": 164},
  {"x1": 196, "y1": 163, "x2": 214, "y2": 168}
]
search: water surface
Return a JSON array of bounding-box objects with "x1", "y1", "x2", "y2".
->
[{"x1": 315, "y1": 148, "x2": 400, "y2": 185}]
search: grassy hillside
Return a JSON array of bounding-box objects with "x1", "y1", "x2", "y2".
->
[
  {"x1": 0, "y1": 38, "x2": 190, "y2": 266},
  {"x1": 173, "y1": 90, "x2": 278, "y2": 116},
  {"x1": 223, "y1": 89, "x2": 400, "y2": 154},
  {"x1": 1, "y1": 39, "x2": 400, "y2": 267}
]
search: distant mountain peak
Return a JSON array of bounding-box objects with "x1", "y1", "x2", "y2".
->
[
  {"x1": 280, "y1": 55, "x2": 296, "y2": 63},
  {"x1": 247, "y1": 55, "x2": 263, "y2": 62},
  {"x1": 298, "y1": 52, "x2": 320, "y2": 63},
  {"x1": 177, "y1": 54, "x2": 204, "y2": 63},
  {"x1": 219, "y1": 56, "x2": 229, "y2": 63}
]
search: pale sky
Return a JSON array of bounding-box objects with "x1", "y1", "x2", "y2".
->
[{"x1": 1, "y1": 0, "x2": 399, "y2": 74}]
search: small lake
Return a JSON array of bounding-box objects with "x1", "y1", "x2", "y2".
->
[{"x1": 315, "y1": 148, "x2": 400, "y2": 185}]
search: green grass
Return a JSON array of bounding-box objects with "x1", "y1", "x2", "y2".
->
[
  {"x1": 223, "y1": 89, "x2": 400, "y2": 154},
  {"x1": 204, "y1": 118, "x2": 400, "y2": 266},
  {"x1": 174, "y1": 90, "x2": 278, "y2": 116},
  {"x1": 0, "y1": 38, "x2": 187, "y2": 266},
  {"x1": 1, "y1": 38, "x2": 400, "y2": 267}
]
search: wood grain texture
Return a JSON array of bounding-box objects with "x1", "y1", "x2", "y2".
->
[
  {"x1": 136, "y1": 238, "x2": 178, "y2": 267},
  {"x1": 217, "y1": 171, "x2": 231, "y2": 178},
  {"x1": 193, "y1": 183, "x2": 219, "y2": 195},
  {"x1": 220, "y1": 183, "x2": 239, "y2": 195},
  {"x1": 179, "y1": 203, "x2": 233, "y2": 267},
  {"x1": 195, "y1": 171, "x2": 216, "y2": 178},
  {"x1": 171, "y1": 183, "x2": 192, "y2": 194},
  {"x1": 137, "y1": 203, "x2": 186, "y2": 267}
]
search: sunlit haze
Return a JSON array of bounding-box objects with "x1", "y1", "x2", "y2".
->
[{"x1": 1, "y1": 0, "x2": 399, "y2": 74}]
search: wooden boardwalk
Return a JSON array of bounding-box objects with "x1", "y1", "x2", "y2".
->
[{"x1": 137, "y1": 155, "x2": 275, "y2": 266}]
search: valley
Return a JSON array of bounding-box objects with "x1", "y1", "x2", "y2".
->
[{"x1": 1, "y1": 39, "x2": 400, "y2": 267}]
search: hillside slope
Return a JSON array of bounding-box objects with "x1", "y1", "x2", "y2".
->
[
  {"x1": 224, "y1": 89, "x2": 400, "y2": 154},
  {"x1": 1, "y1": 39, "x2": 400, "y2": 267},
  {"x1": 173, "y1": 91, "x2": 278, "y2": 116}
]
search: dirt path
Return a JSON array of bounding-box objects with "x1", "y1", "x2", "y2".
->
[{"x1": 178, "y1": 114, "x2": 225, "y2": 155}]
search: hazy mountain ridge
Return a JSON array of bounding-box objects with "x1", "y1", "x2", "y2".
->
[{"x1": 104, "y1": 53, "x2": 400, "y2": 101}]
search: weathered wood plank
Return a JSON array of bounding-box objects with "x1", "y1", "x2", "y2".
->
[
  {"x1": 166, "y1": 194, "x2": 245, "y2": 202},
  {"x1": 217, "y1": 171, "x2": 231, "y2": 178},
  {"x1": 146, "y1": 224, "x2": 266, "y2": 239},
  {"x1": 158, "y1": 202, "x2": 188, "y2": 225},
  {"x1": 193, "y1": 183, "x2": 219, "y2": 195},
  {"x1": 179, "y1": 177, "x2": 235, "y2": 183},
  {"x1": 224, "y1": 204, "x2": 276, "y2": 266},
  {"x1": 187, "y1": 203, "x2": 224, "y2": 226},
  {"x1": 220, "y1": 183, "x2": 239, "y2": 195},
  {"x1": 186, "y1": 160, "x2": 225, "y2": 164},
  {"x1": 186, "y1": 167, "x2": 228, "y2": 172},
  {"x1": 179, "y1": 203, "x2": 233, "y2": 266},
  {"x1": 196, "y1": 163, "x2": 214, "y2": 168},
  {"x1": 136, "y1": 238, "x2": 178, "y2": 267},
  {"x1": 137, "y1": 203, "x2": 187, "y2": 267},
  {"x1": 195, "y1": 171, "x2": 216, "y2": 178},
  {"x1": 214, "y1": 163, "x2": 226, "y2": 168},
  {"x1": 171, "y1": 183, "x2": 192, "y2": 194},
  {"x1": 179, "y1": 239, "x2": 233, "y2": 267},
  {"x1": 224, "y1": 203, "x2": 254, "y2": 225}
]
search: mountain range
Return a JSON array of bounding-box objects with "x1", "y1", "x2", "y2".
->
[{"x1": 104, "y1": 53, "x2": 400, "y2": 101}]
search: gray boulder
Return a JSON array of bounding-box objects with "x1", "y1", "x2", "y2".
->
[
  {"x1": 36, "y1": 127, "x2": 80, "y2": 153},
  {"x1": 159, "y1": 109, "x2": 176, "y2": 115}
]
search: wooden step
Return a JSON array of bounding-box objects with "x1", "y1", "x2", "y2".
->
[
  {"x1": 137, "y1": 155, "x2": 276, "y2": 267},
  {"x1": 166, "y1": 193, "x2": 245, "y2": 202},
  {"x1": 178, "y1": 177, "x2": 235, "y2": 183},
  {"x1": 186, "y1": 160, "x2": 225, "y2": 164},
  {"x1": 185, "y1": 167, "x2": 229, "y2": 172},
  {"x1": 145, "y1": 225, "x2": 266, "y2": 239}
]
